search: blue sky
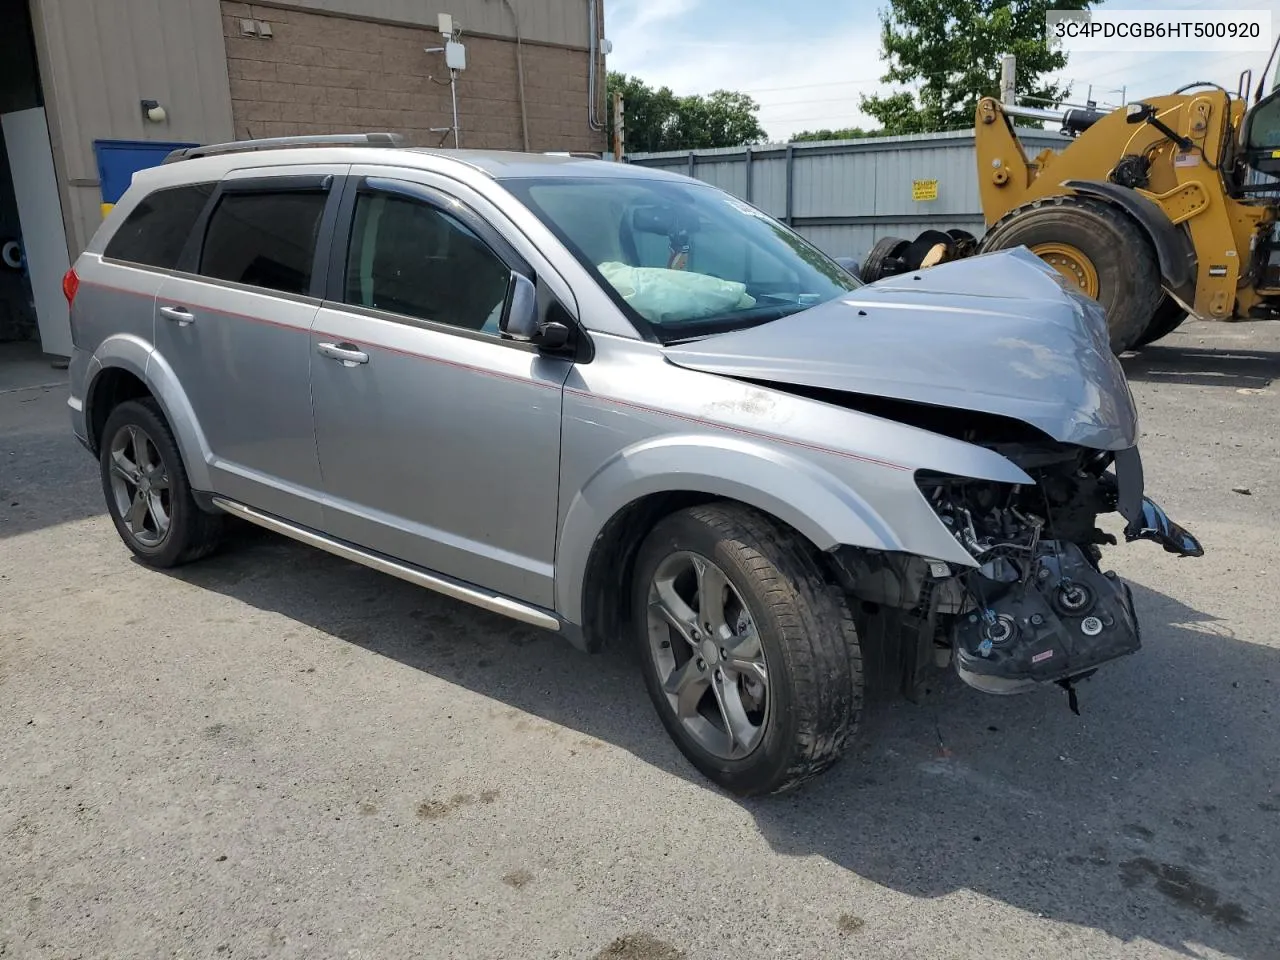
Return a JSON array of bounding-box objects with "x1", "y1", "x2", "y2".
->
[{"x1": 605, "y1": 0, "x2": 1280, "y2": 142}]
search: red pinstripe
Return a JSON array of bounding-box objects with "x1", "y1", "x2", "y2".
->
[{"x1": 80, "y1": 278, "x2": 909, "y2": 472}]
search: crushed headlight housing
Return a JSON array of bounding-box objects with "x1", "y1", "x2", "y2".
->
[{"x1": 915, "y1": 469, "x2": 1141, "y2": 698}]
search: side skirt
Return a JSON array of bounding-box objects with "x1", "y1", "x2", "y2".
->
[{"x1": 210, "y1": 496, "x2": 568, "y2": 636}]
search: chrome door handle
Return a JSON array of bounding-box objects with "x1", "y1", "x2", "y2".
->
[
  {"x1": 159, "y1": 305, "x2": 194, "y2": 326},
  {"x1": 317, "y1": 341, "x2": 370, "y2": 366}
]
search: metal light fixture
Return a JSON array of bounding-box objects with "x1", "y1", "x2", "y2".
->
[{"x1": 140, "y1": 99, "x2": 167, "y2": 124}]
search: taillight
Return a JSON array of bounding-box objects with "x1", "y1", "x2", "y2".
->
[{"x1": 62, "y1": 267, "x2": 80, "y2": 306}]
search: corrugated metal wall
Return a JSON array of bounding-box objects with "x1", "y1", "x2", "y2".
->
[
  {"x1": 29, "y1": 0, "x2": 236, "y2": 255},
  {"x1": 628, "y1": 130, "x2": 1070, "y2": 262},
  {"x1": 266, "y1": 0, "x2": 594, "y2": 48}
]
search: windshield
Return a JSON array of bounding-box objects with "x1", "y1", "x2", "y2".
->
[{"x1": 499, "y1": 175, "x2": 861, "y2": 342}]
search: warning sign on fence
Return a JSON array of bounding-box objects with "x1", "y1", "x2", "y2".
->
[{"x1": 912, "y1": 179, "x2": 939, "y2": 202}]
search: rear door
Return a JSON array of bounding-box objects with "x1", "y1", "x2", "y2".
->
[
  {"x1": 152, "y1": 165, "x2": 348, "y2": 527},
  {"x1": 82, "y1": 181, "x2": 216, "y2": 359},
  {"x1": 308, "y1": 169, "x2": 574, "y2": 607}
]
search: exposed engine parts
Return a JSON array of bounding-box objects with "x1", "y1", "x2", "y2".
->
[
  {"x1": 917, "y1": 455, "x2": 1143, "y2": 707},
  {"x1": 839, "y1": 444, "x2": 1202, "y2": 712}
]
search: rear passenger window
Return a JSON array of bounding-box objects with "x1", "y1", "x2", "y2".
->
[
  {"x1": 198, "y1": 191, "x2": 327, "y2": 296},
  {"x1": 103, "y1": 183, "x2": 214, "y2": 270}
]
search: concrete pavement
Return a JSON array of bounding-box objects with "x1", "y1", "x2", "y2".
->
[{"x1": 1, "y1": 324, "x2": 1278, "y2": 959}]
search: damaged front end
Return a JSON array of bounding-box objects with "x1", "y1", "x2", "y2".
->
[{"x1": 833, "y1": 443, "x2": 1203, "y2": 711}]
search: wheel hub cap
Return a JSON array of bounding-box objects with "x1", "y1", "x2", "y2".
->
[
  {"x1": 645, "y1": 551, "x2": 770, "y2": 761},
  {"x1": 107, "y1": 423, "x2": 171, "y2": 548},
  {"x1": 1030, "y1": 241, "x2": 1100, "y2": 299}
]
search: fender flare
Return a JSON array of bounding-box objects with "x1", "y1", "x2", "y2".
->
[
  {"x1": 1062, "y1": 179, "x2": 1197, "y2": 303},
  {"x1": 554, "y1": 433, "x2": 902, "y2": 626},
  {"x1": 84, "y1": 335, "x2": 215, "y2": 491}
]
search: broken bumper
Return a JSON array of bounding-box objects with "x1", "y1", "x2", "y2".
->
[{"x1": 946, "y1": 446, "x2": 1203, "y2": 697}]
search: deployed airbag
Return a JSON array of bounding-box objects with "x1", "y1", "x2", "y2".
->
[{"x1": 598, "y1": 261, "x2": 756, "y2": 324}]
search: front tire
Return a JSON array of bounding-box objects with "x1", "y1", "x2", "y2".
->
[
  {"x1": 631, "y1": 503, "x2": 863, "y2": 796},
  {"x1": 99, "y1": 399, "x2": 223, "y2": 568},
  {"x1": 1132, "y1": 294, "x2": 1189, "y2": 349},
  {"x1": 980, "y1": 196, "x2": 1163, "y2": 353}
]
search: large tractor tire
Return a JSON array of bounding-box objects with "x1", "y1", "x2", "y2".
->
[
  {"x1": 979, "y1": 196, "x2": 1163, "y2": 354},
  {"x1": 1132, "y1": 295, "x2": 1189, "y2": 349}
]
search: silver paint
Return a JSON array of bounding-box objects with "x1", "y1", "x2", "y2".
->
[
  {"x1": 665, "y1": 249, "x2": 1140, "y2": 451},
  {"x1": 69, "y1": 145, "x2": 1153, "y2": 642}
]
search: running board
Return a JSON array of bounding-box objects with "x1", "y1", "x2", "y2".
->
[{"x1": 210, "y1": 497, "x2": 562, "y2": 632}]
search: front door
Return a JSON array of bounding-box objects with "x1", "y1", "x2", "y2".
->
[
  {"x1": 309, "y1": 173, "x2": 572, "y2": 607},
  {"x1": 153, "y1": 166, "x2": 346, "y2": 527}
]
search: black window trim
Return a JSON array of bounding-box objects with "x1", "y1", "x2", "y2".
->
[
  {"x1": 100, "y1": 181, "x2": 219, "y2": 274},
  {"x1": 175, "y1": 173, "x2": 341, "y2": 300},
  {"x1": 324, "y1": 175, "x2": 532, "y2": 302},
  {"x1": 322, "y1": 174, "x2": 566, "y2": 353}
]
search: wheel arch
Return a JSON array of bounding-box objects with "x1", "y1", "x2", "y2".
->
[
  {"x1": 84, "y1": 336, "x2": 214, "y2": 491},
  {"x1": 556, "y1": 435, "x2": 902, "y2": 651},
  {"x1": 1061, "y1": 179, "x2": 1198, "y2": 304}
]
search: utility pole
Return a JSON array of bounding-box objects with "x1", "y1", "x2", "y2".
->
[
  {"x1": 612, "y1": 91, "x2": 625, "y2": 161},
  {"x1": 1000, "y1": 55, "x2": 1017, "y2": 105}
]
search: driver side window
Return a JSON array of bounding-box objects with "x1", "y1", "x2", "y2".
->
[{"x1": 344, "y1": 190, "x2": 512, "y2": 335}]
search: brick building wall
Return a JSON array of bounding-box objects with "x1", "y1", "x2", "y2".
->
[{"x1": 221, "y1": 2, "x2": 605, "y2": 154}]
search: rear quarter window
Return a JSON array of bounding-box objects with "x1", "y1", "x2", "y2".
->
[
  {"x1": 103, "y1": 183, "x2": 215, "y2": 269},
  {"x1": 197, "y1": 191, "x2": 328, "y2": 296}
]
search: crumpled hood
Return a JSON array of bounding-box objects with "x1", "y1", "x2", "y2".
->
[{"x1": 664, "y1": 248, "x2": 1139, "y2": 450}]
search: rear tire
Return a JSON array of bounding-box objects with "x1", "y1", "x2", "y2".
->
[
  {"x1": 99, "y1": 399, "x2": 224, "y2": 568},
  {"x1": 980, "y1": 196, "x2": 1162, "y2": 353},
  {"x1": 1132, "y1": 294, "x2": 1189, "y2": 349},
  {"x1": 631, "y1": 503, "x2": 863, "y2": 796}
]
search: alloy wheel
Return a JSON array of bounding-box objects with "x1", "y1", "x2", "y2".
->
[
  {"x1": 645, "y1": 551, "x2": 770, "y2": 760},
  {"x1": 107, "y1": 423, "x2": 172, "y2": 548}
]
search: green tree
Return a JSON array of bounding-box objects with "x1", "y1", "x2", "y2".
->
[
  {"x1": 860, "y1": 0, "x2": 1097, "y2": 135},
  {"x1": 790, "y1": 127, "x2": 883, "y2": 142},
  {"x1": 608, "y1": 73, "x2": 766, "y2": 153}
]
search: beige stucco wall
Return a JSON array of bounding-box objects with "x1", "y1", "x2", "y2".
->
[
  {"x1": 27, "y1": 0, "x2": 604, "y2": 256},
  {"x1": 28, "y1": 0, "x2": 236, "y2": 255}
]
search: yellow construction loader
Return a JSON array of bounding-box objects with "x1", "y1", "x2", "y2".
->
[{"x1": 861, "y1": 56, "x2": 1280, "y2": 353}]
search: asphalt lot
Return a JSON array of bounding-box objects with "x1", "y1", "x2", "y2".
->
[{"x1": 2, "y1": 321, "x2": 1278, "y2": 960}]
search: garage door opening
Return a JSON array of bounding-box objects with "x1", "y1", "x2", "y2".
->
[{"x1": 1, "y1": 0, "x2": 71, "y2": 361}]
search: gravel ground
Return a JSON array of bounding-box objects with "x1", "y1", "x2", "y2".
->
[{"x1": 1, "y1": 321, "x2": 1278, "y2": 960}]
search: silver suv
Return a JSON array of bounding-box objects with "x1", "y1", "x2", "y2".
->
[{"x1": 66, "y1": 133, "x2": 1202, "y2": 796}]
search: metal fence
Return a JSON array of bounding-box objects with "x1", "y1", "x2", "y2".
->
[{"x1": 627, "y1": 128, "x2": 1071, "y2": 263}]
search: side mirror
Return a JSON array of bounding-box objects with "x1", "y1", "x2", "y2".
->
[
  {"x1": 500, "y1": 272, "x2": 540, "y2": 340},
  {"x1": 499, "y1": 271, "x2": 574, "y2": 351},
  {"x1": 1125, "y1": 102, "x2": 1154, "y2": 125}
]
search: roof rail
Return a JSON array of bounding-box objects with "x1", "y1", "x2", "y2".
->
[{"x1": 162, "y1": 132, "x2": 405, "y2": 164}]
